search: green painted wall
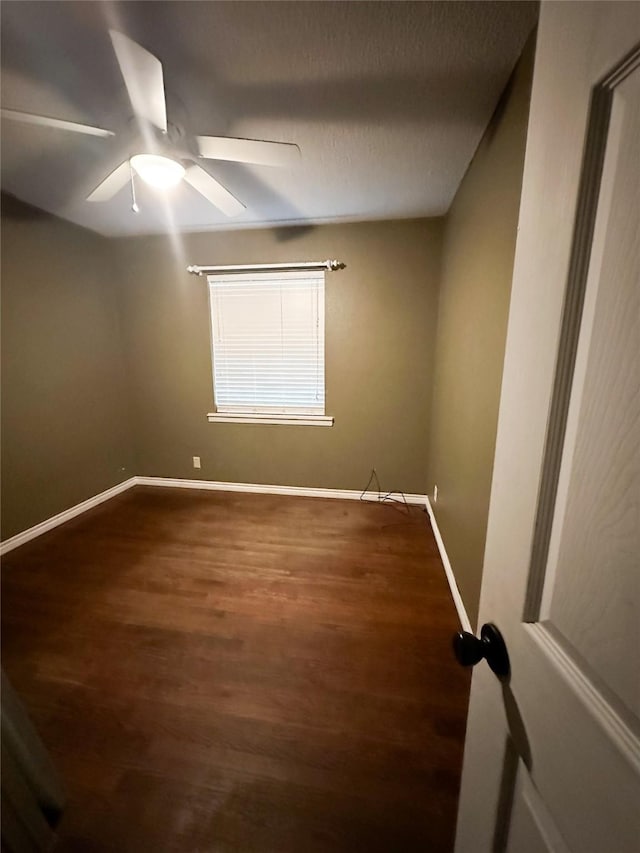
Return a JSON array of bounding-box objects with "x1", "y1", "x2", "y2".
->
[
  {"x1": 1, "y1": 39, "x2": 535, "y2": 558},
  {"x1": 112, "y1": 218, "x2": 442, "y2": 494},
  {"x1": 427, "y1": 38, "x2": 536, "y2": 628},
  {"x1": 1, "y1": 196, "x2": 134, "y2": 540}
]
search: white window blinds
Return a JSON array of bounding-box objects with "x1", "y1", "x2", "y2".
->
[{"x1": 208, "y1": 271, "x2": 325, "y2": 414}]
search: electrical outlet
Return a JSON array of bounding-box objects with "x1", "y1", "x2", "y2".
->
[
  {"x1": 433, "y1": 485, "x2": 438, "y2": 503},
  {"x1": 193, "y1": 456, "x2": 201, "y2": 469}
]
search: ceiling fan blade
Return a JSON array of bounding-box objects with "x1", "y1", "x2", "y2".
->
[
  {"x1": 1, "y1": 108, "x2": 114, "y2": 138},
  {"x1": 184, "y1": 165, "x2": 245, "y2": 218},
  {"x1": 197, "y1": 136, "x2": 301, "y2": 168},
  {"x1": 109, "y1": 30, "x2": 167, "y2": 132},
  {"x1": 86, "y1": 161, "x2": 131, "y2": 202}
]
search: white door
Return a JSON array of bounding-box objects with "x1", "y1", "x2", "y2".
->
[{"x1": 455, "y1": 3, "x2": 640, "y2": 852}]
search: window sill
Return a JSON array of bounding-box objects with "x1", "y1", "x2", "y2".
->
[{"x1": 207, "y1": 412, "x2": 334, "y2": 427}]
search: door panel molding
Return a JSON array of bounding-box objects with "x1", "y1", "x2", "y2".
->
[
  {"x1": 524, "y1": 44, "x2": 640, "y2": 622},
  {"x1": 528, "y1": 623, "x2": 640, "y2": 771},
  {"x1": 507, "y1": 761, "x2": 572, "y2": 853}
]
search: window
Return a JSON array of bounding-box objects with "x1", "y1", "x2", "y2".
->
[{"x1": 207, "y1": 271, "x2": 332, "y2": 426}]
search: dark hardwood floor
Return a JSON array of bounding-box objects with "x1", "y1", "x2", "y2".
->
[{"x1": 1, "y1": 487, "x2": 470, "y2": 852}]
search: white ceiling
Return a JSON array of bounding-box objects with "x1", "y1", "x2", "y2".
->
[{"x1": 0, "y1": 1, "x2": 537, "y2": 237}]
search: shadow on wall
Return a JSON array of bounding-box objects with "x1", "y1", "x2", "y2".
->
[
  {"x1": 1, "y1": 192, "x2": 52, "y2": 222},
  {"x1": 483, "y1": 59, "x2": 519, "y2": 147},
  {"x1": 271, "y1": 224, "x2": 316, "y2": 243}
]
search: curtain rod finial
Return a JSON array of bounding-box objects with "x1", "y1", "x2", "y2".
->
[
  {"x1": 327, "y1": 260, "x2": 346, "y2": 271},
  {"x1": 187, "y1": 265, "x2": 203, "y2": 276}
]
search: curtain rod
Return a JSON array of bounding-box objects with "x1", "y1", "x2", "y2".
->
[{"x1": 187, "y1": 260, "x2": 345, "y2": 276}]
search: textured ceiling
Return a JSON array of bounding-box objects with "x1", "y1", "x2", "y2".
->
[{"x1": 0, "y1": 1, "x2": 537, "y2": 236}]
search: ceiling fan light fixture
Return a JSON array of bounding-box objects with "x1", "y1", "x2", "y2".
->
[{"x1": 130, "y1": 154, "x2": 185, "y2": 189}]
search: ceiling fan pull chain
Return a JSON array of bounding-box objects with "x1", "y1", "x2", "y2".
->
[{"x1": 129, "y1": 161, "x2": 140, "y2": 214}]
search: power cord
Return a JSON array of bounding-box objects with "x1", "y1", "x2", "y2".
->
[{"x1": 359, "y1": 467, "x2": 411, "y2": 515}]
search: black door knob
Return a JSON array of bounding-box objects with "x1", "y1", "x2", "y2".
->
[{"x1": 452, "y1": 623, "x2": 510, "y2": 680}]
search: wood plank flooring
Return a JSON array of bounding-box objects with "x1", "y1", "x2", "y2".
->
[{"x1": 1, "y1": 487, "x2": 470, "y2": 852}]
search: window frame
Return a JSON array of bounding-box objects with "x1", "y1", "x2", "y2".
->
[{"x1": 206, "y1": 270, "x2": 332, "y2": 427}]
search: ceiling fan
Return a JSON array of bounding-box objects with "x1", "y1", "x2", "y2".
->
[{"x1": 0, "y1": 30, "x2": 301, "y2": 217}]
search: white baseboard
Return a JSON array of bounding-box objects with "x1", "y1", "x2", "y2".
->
[
  {"x1": 425, "y1": 497, "x2": 472, "y2": 633},
  {"x1": 0, "y1": 475, "x2": 469, "y2": 637},
  {"x1": 0, "y1": 476, "x2": 430, "y2": 556},
  {"x1": 0, "y1": 477, "x2": 138, "y2": 556},
  {"x1": 0, "y1": 476, "x2": 471, "y2": 635},
  {"x1": 135, "y1": 476, "x2": 429, "y2": 505}
]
